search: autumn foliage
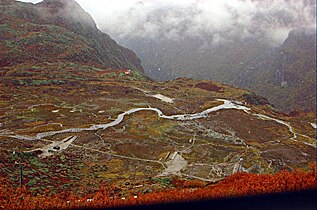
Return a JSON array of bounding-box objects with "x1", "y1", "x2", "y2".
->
[{"x1": 1, "y1": 168, "x2": 316, "y2": 209}]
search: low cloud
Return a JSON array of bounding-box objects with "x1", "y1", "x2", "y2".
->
[
  {"x1": 18, "y1": 0, "x2": 316, "y2": 45},
  {"x1": 92, "y1": 0, "x2": 315, "y2": 45}
]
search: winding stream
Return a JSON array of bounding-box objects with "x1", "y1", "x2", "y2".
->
[
  {"x1": 4, "y1": 99, "x2": 315, "y2": 148},
  {"x1": 254, "y1": 114, "x2": 316, "y2": 148},
  {"x1": 7, "y1": 99, "x2": 249, "y2": 141}
]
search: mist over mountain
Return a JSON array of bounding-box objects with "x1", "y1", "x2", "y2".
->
[
  {"x1": 98, "y1": 0, "x2": 315, "y2": 44},
  {"x1": 20, "y1": 0, "x2": 315, "y2": 46}
]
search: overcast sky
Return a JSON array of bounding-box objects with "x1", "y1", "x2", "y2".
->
[{"x1": 18, "y1": 0, "x2": 316, "y2": 45}]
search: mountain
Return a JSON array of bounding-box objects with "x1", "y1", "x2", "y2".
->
[
  {"x1": 0, "y1": 0, "x2": 315, "y2": 200},
  {"x1": 119, "y1": 36, "x2": 271, "y2": 82},
  {"x1": 0, "y1": 0, "x2": 143, "y2": 72},
  {"x1": 234, "y1": 28, "x2": 316, "y2": 113},
  {"x1": 119, "y1": 30, "x2": 315, "y2": 113}
]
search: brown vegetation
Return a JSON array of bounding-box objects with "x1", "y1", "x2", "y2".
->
[{"x1": 195, "y1": 82, "x2": 224, "y2": 92}]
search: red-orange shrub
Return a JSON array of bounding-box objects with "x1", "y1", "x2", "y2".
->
[
  {"x1": 0, "y1": 168, "x2": 316, "y2": 209},
  {"x1": 183, "y1": 180, "x2": 205, "y2": 188}
]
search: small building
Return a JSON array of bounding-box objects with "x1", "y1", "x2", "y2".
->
[{"x1": 125, "y1": 69, "x2": 131, "y2": 75}]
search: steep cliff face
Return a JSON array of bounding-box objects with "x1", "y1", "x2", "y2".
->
[
  {"x1": 0, "y1": 0, "x2": 144, "y2": 72},
  {"x1": 234, "y1": 28, "x2": 316, "y2": 113}
]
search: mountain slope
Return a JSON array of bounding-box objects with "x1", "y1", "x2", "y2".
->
[
  {"x1": 119, "y1": 33, "x2": 271, "y2": 83},
  {"x1": 0, "y1": 0, "x2": 143, "y2": 71}
]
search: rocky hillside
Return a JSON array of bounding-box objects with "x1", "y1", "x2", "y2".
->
[
  {"x1": 234, "y1": 28, "x2": 316, "y2": 113},
  {"x1": 0, "y1": 0, "x2": 143, "y2": 71}
]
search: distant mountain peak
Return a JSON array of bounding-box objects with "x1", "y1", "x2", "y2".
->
[
  {"x1": 37, "y1": 0, "x2": 80, "y2": 14},
  {"x1": 37, "y1": 0, "x2": 96, "y2": 29},
  {"x1": 39, "y1": 0, "x2": 77, "y2": 8},
  {"x1": 281, "y1": 27, "x2": 316, "y2": 50},
  {"x1": 287, "y1": 27, "x2": 315, "y2": 40}
]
